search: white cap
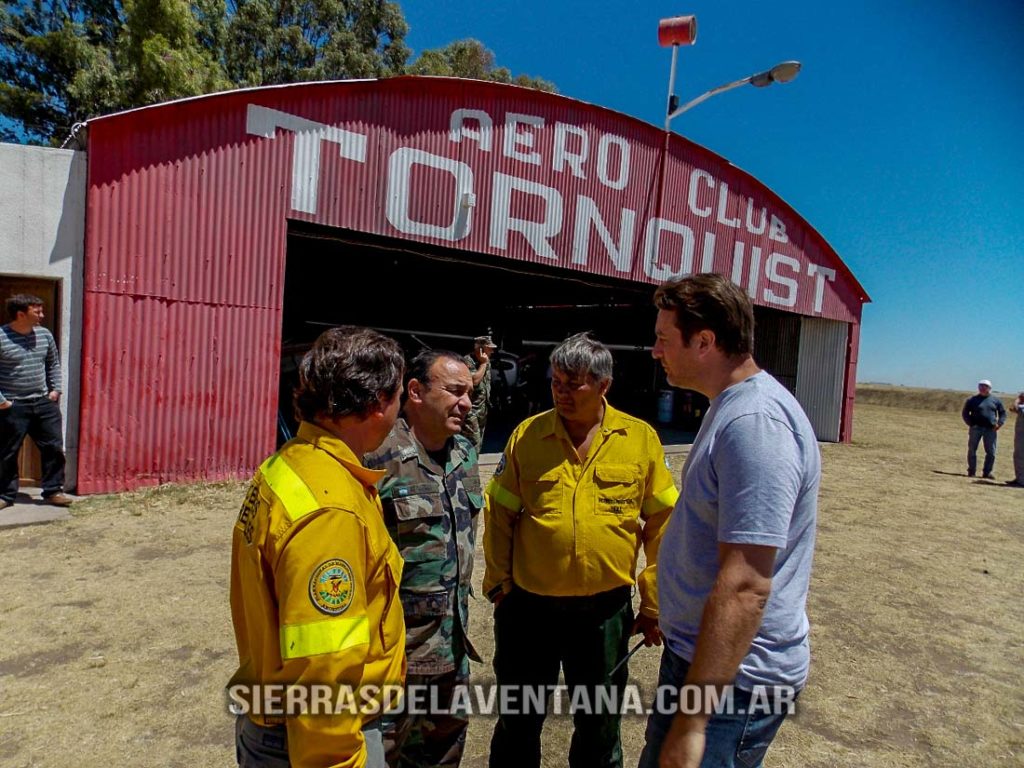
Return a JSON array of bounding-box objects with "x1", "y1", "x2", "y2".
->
[{"x1": 978, "y1": 379, "x2": 992, "y2": 387}]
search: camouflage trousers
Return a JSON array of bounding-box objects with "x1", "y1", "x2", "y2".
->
[{"x1": 382, "y1": 656, "x2": 470, "y2": 768}]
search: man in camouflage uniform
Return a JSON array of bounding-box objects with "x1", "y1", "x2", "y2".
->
[
  {"x1": 461, "y1": 335, "x2": 496, "y2": 452},
  {"x1": 364, "y1": 349, "x2": 484, "y2": 768}
]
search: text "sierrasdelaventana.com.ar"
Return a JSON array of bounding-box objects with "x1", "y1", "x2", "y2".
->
[{"x1": 227, "y1": 683, "x2": 797, "y2": 718}]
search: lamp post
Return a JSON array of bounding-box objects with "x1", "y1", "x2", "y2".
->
[
  {"x1": 658, "y1": 14, "x2": 801, "y2": 130},
  {"x1": 668, "y1": 61, "x2": 802, "y2": 122},
  {"x1": 652, "y1": 15, "x2": 802, "y2": 257}
]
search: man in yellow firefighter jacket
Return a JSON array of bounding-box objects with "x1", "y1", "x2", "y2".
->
[
  {"x1": 484, "y1": 332, "x2": 679, "y2": 768},
  {"x1": 229, "y1": 327, "x2": 407, "y2": 768}
]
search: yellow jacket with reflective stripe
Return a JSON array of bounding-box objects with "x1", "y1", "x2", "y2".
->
[
  {"x1": 229, "y1": 422, "x2": 406, "y2": 768},
  {"x1": 483, "y1": 402, "x2": 679, "y2": 617}
]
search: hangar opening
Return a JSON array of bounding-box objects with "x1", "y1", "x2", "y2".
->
[{"x1": 279, "y1": 222, "x2": 829, "y2": 452}]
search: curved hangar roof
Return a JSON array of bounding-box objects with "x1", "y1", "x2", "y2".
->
[
  {"x1": 77, "y1": 77, "x2": 868, "y2": 493},
  {"x1": 85, "y1": 76, "x2": 868, "y2": 324}
]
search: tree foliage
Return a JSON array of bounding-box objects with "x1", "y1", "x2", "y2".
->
[
  {"x1": 410, "y1": 38, "x2": 555, "y2": 93},
  {"x1": 224, "y1": 0, "x2": 409, "y2": 87},
  {"x1": 0, "y1": 1, "x2": 554, "y2": 145},
  {"x1": 0, "y1": 0, "x2": 125, "y2": 143},
  {"x1": 121, "y1": 0, "x2": 231, "y2": 106}
]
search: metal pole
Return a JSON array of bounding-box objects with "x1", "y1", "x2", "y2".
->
[
  {"x1": 667, "y1": 74, "x2": 754, "y2": 120},
  {"x1": 664, "y1": 45, "x2": 679, "y2": 132},
  {"x1": 608, "y1": 639, "x2": 647, "y2": 680}
]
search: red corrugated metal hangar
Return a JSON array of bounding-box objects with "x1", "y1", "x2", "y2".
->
[{"x1": 66, "y1": 77, "x2": 868, "y2": 494}]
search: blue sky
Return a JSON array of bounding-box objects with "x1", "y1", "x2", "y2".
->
[{"x1": 403, "y1": 0, "x2": 1024, "y2": 392}]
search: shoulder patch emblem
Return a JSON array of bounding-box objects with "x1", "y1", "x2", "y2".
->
[
  {"x1": 236, "y1": 481, "x2": 260, "y2": 545},
  {"x1": 494, "y1": 454, "x2": 507, "y2": 477},
  {"x1": 309, "y1": 559, "x2": 355, "y2": 616}
]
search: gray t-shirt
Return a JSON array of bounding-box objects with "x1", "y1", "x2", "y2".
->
[{"x1": 658, "y1": 371, "x2": 820, "y2": 690}]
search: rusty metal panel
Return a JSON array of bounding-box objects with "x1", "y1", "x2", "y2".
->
[
  {"x1": 840, "y1": 319, "x2": 862, "y2": 443},
  {"x1": 81, "y1": 77, "x2": 869, "y2": 492},
  {"x1": 76, "y1": 290, "x2": 279, "y2": 493},
  {"x1": 796, "y1": 317, "x2": 850, "y2": 442}
]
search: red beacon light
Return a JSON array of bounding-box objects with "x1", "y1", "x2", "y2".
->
[{"x1": 658, "y1": 15, "x2": 697, "y2": 47}]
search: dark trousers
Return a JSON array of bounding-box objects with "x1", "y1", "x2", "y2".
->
[
  {"x1": 383, "y1": 659, "x2": 470, "y2": 767},
  {"x1": 0, "y1": 396, "x2": 66, "y2": 501},
  {"x1": 489, "y1": 586, "x2": 633, "y2": 768},
  {"x1": 967, "y1": 425, "x2": 997, "y2": 476}
]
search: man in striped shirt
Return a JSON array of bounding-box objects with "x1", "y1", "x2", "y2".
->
[{"x1": 0, "y1": 294, "x2": 72, "y2": 509}]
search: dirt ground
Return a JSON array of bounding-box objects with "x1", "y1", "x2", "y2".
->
[{"x1": 2, "y1": 397, "x2": 1022, "y2": 767}]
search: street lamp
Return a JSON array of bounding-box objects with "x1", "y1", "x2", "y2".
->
[
  {"x1": 668, "y1": 61, "x2": 802, "y2": 121},
  {"x1": 658, "y1": 14, "x2": 801, "y2": 130}
]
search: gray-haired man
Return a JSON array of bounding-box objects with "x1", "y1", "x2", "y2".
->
[
  {"x1": 962, "y1": 379, "x2": 1006, "y2": 479},
  {"x1": 484, "y1": 332, "x2": 678, "y2": 768}
]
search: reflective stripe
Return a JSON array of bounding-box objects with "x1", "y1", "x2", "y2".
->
[
  {"x1": 487, "y1": 480, "x2": 521, "y2": 512},
  {"x1": 280, "y1": 616, "x2": 370, "y2": 660},
  {"x1": 261, "y1": 454, "x2": 321, "y2": 522},
  {"x1": 643, "y1": 486, "x2": 680, "y2": 515}
]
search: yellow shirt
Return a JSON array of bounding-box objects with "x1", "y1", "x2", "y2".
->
[
  {"x1": 229, "y1": 422, "x2": 406, "y2": 768},
  {"x1": 483, "y1": 402, "x2": 679, "y2": 616}
]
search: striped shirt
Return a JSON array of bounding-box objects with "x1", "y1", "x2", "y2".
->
[{"x1": 0, "y1": 325, "x2": 62, "y2": 404}]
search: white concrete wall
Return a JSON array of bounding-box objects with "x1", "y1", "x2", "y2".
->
[{"x1": 0, "y1": 142, "x2": 87, "y2": 490}]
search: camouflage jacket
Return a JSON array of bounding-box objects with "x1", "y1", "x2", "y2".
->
[
  {"x1": 364, "y1": 417, "x2": 484, "y2": 675},
  {"x1": 463, "y1": 354, "x2": 491, "y2": 419}
]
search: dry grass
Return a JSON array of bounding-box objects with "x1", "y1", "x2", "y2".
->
[
  {"x1": 856, "y1": 383, "x2": 1018, "y2": 414},
  {"x1": 1, "y1": 400, "x2": 1022, "y2": 767}
]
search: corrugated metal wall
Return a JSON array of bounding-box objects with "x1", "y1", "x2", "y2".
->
[
  {"x1": 80, "y1": 78, "x2": 868, "y2": 492},
  {"x1": 80, "y1": 105, "x2": 288, "y2": 493},
  {"x1": 796, "y1": 317, "x2": 849, "y2": 441}
]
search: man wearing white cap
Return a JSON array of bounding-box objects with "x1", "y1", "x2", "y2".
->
[{"x1": 961, "y1": 379, "x2": 1007, "y2": 479}]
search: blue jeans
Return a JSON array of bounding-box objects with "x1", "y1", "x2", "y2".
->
[
  {"x1": 637, "y1": 647, "x2": 794, "y2": 768},
  {"x1": 235, "y1": 716, "x2": 385, "y2": 767},
  {"x1": 967, "y1": 426, "x2": 997, "y2": 476}
]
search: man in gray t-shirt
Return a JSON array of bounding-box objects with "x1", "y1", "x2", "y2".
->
[{"x1": 639, "y1": 274, "x2": 820, "y2": 768}]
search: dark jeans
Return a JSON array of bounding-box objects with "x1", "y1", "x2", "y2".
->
[
  {"x1": 967, "y1": 425, "x2": 997, "y2": 476},
  {"x1": 383, "y1": 658, "x2": 470, "y2": 767},
  {"x1": 0, "y1": 396, "x2": 66, "y2": 501},
  {"x1": 638, "y1": 646, "x2": 794, "y2": 768},
  {"x1": 489, "y1": 586, "x2": 633, "y2": 768}
]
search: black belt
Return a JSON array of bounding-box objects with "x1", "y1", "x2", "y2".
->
[{"x1": 512, "y1": 585, "x2": 632, "y2": 613}]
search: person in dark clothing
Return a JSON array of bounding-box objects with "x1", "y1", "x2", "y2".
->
[
  {"x1": 962, "y1": 379, "x2": 1007, "y2": 479},
  {"x1": 1011, "y1": 391, "x2": 1024, "y2": 487},
  {"x1": 0, "y1": 294, "x2": 72, "y2": 509}
]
